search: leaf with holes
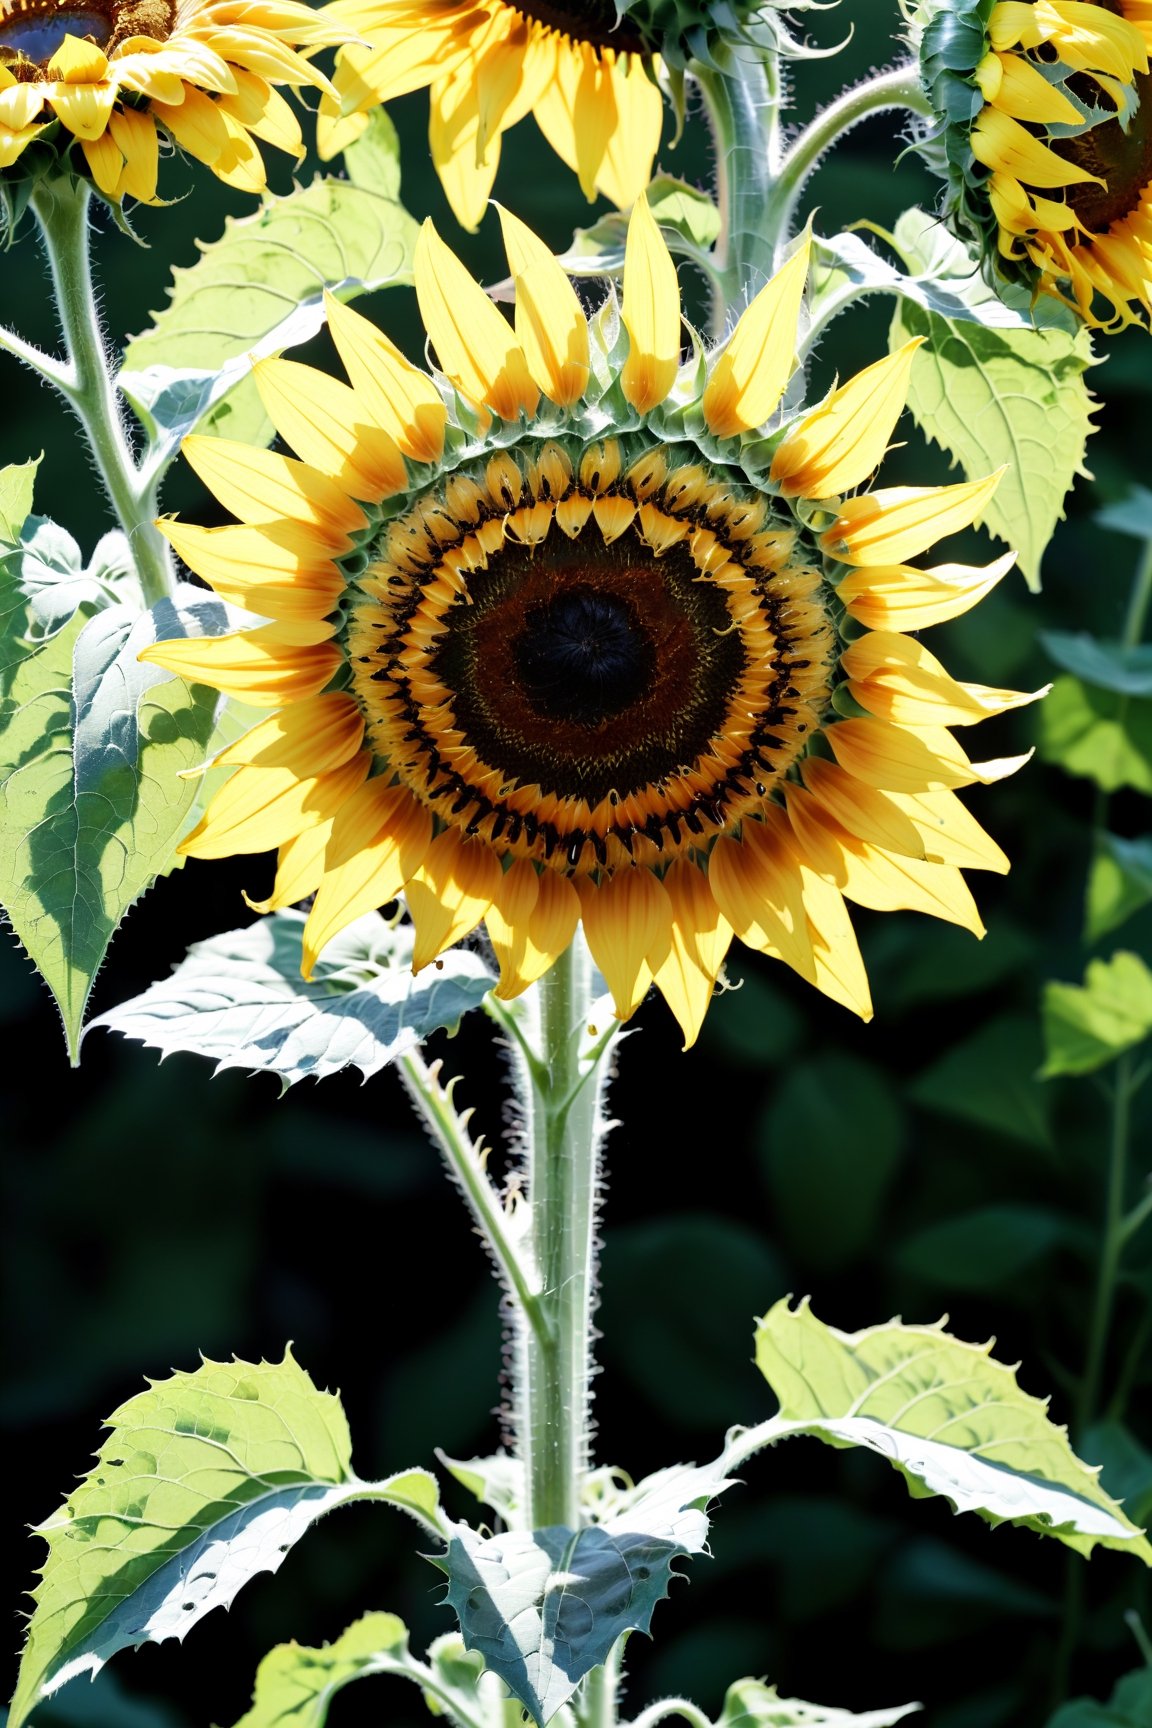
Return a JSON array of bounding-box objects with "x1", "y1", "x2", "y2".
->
[
  {"x1": 121, "y1": 170, "x2": 417, "y2": 450},
  {"x1": 752, "y1": 1298, "x2": 1151, "y2": 1559},
  {"x1": 441, "y1": 1462, "x2": 734, "y2": 1724},
  {"x1": 91, "y1": 909, "x2": 494, "y2": 1087},
  {"x1": 10, "y1": 1354, "x2": 441, "y2": 1728},
  {"x1": 228, "y1": 1611, "x2": 415, "y2": 1728}
]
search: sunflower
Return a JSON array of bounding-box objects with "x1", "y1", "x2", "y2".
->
[
  {"x1": 314, "y1": 0, "x2": 668, "y2": 231},
  {"x1": 919, "y1": 0, "x2": 1152, "y2": 326},
  {"x1": 142, "y1": 199, "x2": 1038, "y2": 1046},
  {"x1": 0, "y1": 0, "x2": 346, "y2": 200}
]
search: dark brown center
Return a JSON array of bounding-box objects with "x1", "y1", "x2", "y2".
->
[
  {"x1": 1057, "y1": 72, "x2": 1152, "y2": 232},
  {"x1": 0, "y1": 0, "x2": 171, "y2": 67},
  {"x1": 512, "y1": 0, "x2": 646, "y2": 53}
]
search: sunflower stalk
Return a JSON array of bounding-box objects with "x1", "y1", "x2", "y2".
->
[
  {"x1": 694, "y1": 45, "x2": 782, "y2": 334},
  {"x1": 28, "y1": 175, "x2": 173, "y2": 605}
]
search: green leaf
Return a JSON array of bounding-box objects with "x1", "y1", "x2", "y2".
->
[
  {"x1": 757, "y1": 1053, "x2": 905, "y2": 1270},
  {"x1": 438, "y1": 1452, "x2": 523, "y2": 1525},
  {"x1": 753, "y1": 1298, "x2": 1152, "y2": 1559},
  {"x1": 228, "y1": 1611, "x2": 411, "y2": 1728},
  {"x1": 716, "y1": 1677, "x2": 919, "y2": 1728},
  {"x1": 1082, "y1": 1421, "x2": 1152, "y2": 1530},
  {"x1": 121, "y1": 176, "x2": 418, "y2": 449},
  {"x1": 909, "y1": 1015, "x2": 1051, "y2": 1150},
  {"x1": 1041, "y1": 632, "x2": 1152, "y2": 696},
  {"x1": 92, "y1": 908, "x2": 495, "y2": 1087},
  {"x1": 10, "y1": 1351, "x2": 442, "y2": 1728},
  {"x1": 0, "y1": 454, "x2": 41, "y2": 544},
  {"x1": 1086, "y1": 835, "x2": 1152, "y2": 943},
  {"x1": 1038, "y1": 677, "x2": 1152, "y2": 794},
  {"x1": 889, "y1": 272, "x2": 1094, "y2": 590},
  {"x1": 1041, "y1": 951, "x2": 1152, "y2": 1077},
  {"x1": 1047, "y1": 1667, "x2": 1152, "y2": 1727},
  {"x1": 441, "y1": 1462, "x2": 734, "y2": 1724},
  {"x1": 561, "y1": 174, "x2": 720, "y2": 279},
  {"x1": 897, "y1": 1204, "x2": 1072, "y2": 1291},
  {"x1": 0, "y1": 542, "x2": 233, "y2": 1057},
  {"x1": 342, "y1": 105, "x2": 402, "y2": 198},
  {"x1": 1096, "y1": 485, "x2": 1152, "y2": 541}
]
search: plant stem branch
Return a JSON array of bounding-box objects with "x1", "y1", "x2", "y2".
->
[
  {"x1": 0, "y1": 319, "x2": 73, "y2": 391},
  {"x1": 397, "y1": 1048, "x2": 549, "y2": 1349},
  {"x1": 628, "y1": 1701, "x2": 713, "y2": 1728},
  {"x1": 30, "y1": 177, "x2": 173, "y2": 604},
  {"x1": 1077, "y1": 1052, "x2": 1134, "y2": 1435},
  {"x1": 1122, "y1": 536, "x2": 1152, "y2": 651},
  {"x1": 694, "y1": 44, "x2": 780, "y2": 335}
]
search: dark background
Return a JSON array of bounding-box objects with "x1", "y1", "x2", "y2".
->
[{"x1": 4, "y1": 4, "x2": 1152, "y2": 1725}]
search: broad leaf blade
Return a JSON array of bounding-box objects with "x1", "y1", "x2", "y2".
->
[
  {"x1": 10, "y1": 1354, "x2": 438, "y2": 1728},
  {"x1": 121, "y1": 174, "x2": 417, "y2": 449},
  {"x1": 1041, "y1": 951, "x2": 1152, "y2": 1077},
  {"x1": 91, "y1": 909, "x2": 494, "y2": 1086},
  {"x1": 0, "y1": 551, "x2": 237, "y2": 1058},
  {"x1": 442, "y1": 1462, "x2": 733, "y2": 1724},
  {"x1": 717, "y1": 1678, "x2": 919, "y2": 1728},
  {"x1": 755, "y1": 1298, "x2": 1152, "y2": 1559},
  {"x1": 1086, "y1": 834, "x2": 1152, "y2": 943},
  {"x1": 1041, "y1": 632, "x2": 1152, "y2": 696},
  {"x1": 0, "y1": 455, "x2": 41, "y2": 542},
  {"x1": 1038, "y1": 677, "x2": 1152, "y2": 794},
  {"x1": 228, "y1": 1611, "x2": 410, "y2": 1728}
]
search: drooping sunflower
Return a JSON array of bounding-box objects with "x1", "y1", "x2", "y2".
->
[
  {"x1": 142, "y1": 199, "x2": 1038, "y2": 1046},
  {"x1": 0, "y1": 0, "x2": 346, "y2": 200},
  {"x1": 919, "y1": 0, "x2": 1152, "y2": 325}
]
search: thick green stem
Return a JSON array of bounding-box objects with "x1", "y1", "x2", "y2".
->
[
  {"x1": 30, "y1": 177, "x2": 173, "y2": 604},
  {"x1": 767, "y1": 66, "x2": 932, "y2": 260},
  {"x1": 519, "y1": 936, "x2": 605, "y2": 1530},
  {"x1": 694, "y1": 46, "x2": 780, "y2": 336},
  {"x1": 1122, "y1": 536, "x2": 1152, "y2": 652},
  {"x1": 1077, "y1": 1052, "x2": 1134, "y2": 1435}
]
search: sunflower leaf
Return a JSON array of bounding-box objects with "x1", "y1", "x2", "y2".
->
[
  {"x1": 121, "y1": 172, "x2": 418, "y2": 451},
  {"x1": 90, "y1": 909, "x2": 495, "y2": 1087},
  {"x1": 1095, "y1": 485, "x2": 1152, "y2": 542},
  {"x1": 1086, "y1": 835, "x2": 1152, "y2": 943},
  {"x1": 1038, "y1": 677, "x2": 1152, "y2": 794},
  {"x1": 1047, "y1": 1664, "x2": 1152, "y2": 1726},
  {"x1": 1041, "y1": 951, "x2": 1152, "y2": 1078},
  {"x1": 440, "y1": 1462, "x2": 734, "y2": 1725},
  {"x1": 0, "y1": 454, "x2": 41, "y2": 543},
  {"x1": 1041, "y1": 632, "x2": 1152, "y2": 696},
  {"x1": 887, "y1": 225, "x2": 1094, "y2": 590},
  {"x1": 9, "y1": 1352, "x2": 442, "y2": 1728},
  {"x1": 227, "y1": 1610, "x2": 416, "y2": 1728},
  {"x1": 0, "y1": 507, "x2": 236, "y2": 1057},
  {"x1": 715, "y1": 1678, "x2": 919, "y2": 1727},
  {"x1": 748, "y1": 1298, "x2": 1152, "y2": 1559}
]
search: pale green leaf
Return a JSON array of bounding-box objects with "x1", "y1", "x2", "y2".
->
[
  {"x1": 560, "y1": 174, "x2": 720, "y2": 280},
  {"x1": 228, "y1": 1611, "x2": 410, "y2": 1728},
  {"x1": 10, "y1": 1351, "x2": 442, "y2": 1728},
  {"x1": 0, "y1": 454, "x2": 41, "y2": 544},
  {"x1": 1086, "y1": 834, "x2": 1152, "y2": 943},
  {"x1": 1038, "y1": 677, "x2": 1152, "y2": 794},
  {"x1": 342, "y1": 106, "x2": 402, "y2": 198},
  {"x1": 889, "y1": 291, "x2": 1094, "y2": 591},
  {"x1": 121, "y1": 177, "x2": 418, "y2": 448},
  {"x1": 1047, "y1": 1667, "x2": 1152, "y2": 1727},
  {"x1": 91, "y1": 909, "x2": 494, "y2": 1087},
  {"x1": 752, "y1": 1298, "x2": 1152, "y2": 1559},
  {"x1": 442, "y1": 1462, "x2": 734, "y2": 1725},
  {"x1": 1042, "y1": 632, "x2": 1152, "y2": 696},
  {"x1": 0, "y1": 540, "x2": 233, "y2": 1057},
  {"x1": 438, "y1": 1452, "x2": 524, "y2": 1525},
  {"x1": 717, "y1": 1678, "x2": 919, "y2": 1728},
  {"x1": 1041, "y1": 951, "x2": 1152, "y2": 1077}
]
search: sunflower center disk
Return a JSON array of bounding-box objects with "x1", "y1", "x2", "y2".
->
[
  {"x1": 1058, "y1": 71, "x2": 1152, "y2": 231},
  {"x1": 512, "y1": 0, "x2": 646, "y2": 52},
  {"x1": 0, "y1": 1, "x2": 111, "y2": 63},
  {"x1": 348, "y1": 446, "x2": 835, "y2": 876}
]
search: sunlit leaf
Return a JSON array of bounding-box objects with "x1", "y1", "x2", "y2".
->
[
  {"x1": 716, "y1": 1677, "x2": 919, "y2": 1727},
  {"x1": 91, "y1": 909, "x2": 494, "y2": 1087},
  {"x1": 1086, "y1": 834, "x2": 1152, "y2": 943},
  {"x1": 10, "y1": 1353, "x2": 441, "y2": 1728},
  {"x1": 441, "y1": 1461, "x2": 734, "y2": 1724},
  {"x1": 752, "y1": 1298, "x2": 1152, "y2": 1559},
  {"x1": 228, "y1": 1611, "x2": 411, "y2": 1728},
  {"x1": 0, "y1": 455, "x2": 41, "y2": 544},
  {"x1": 342, "y1": 106, "x2": 403, "y2": 199},
  {"x1": 1041, "y1": 951, "x2": 1152, "y2": 1077},
  {"x1": 121, "y1": 173, "x2": 417, "y2": 449},
  {"x1": 1038, "y1": 677, "x2": 1152, "y2": 794}
]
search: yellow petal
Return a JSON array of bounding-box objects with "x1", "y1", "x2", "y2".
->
[
  {"x1": 81, "y1": 129, "x2": 123, "y2": 197},
  {"x1": 822, "y1": 470, "x2": 1006, "y2": 567},
  {"x1": 406, "y1": 827, "x2": 503, "y2": 971},
  {"x1": 217, "y1": 69, "x2": 303, "y2": 157},
  {"x1": 158, "y1": 517, "x2": 342, "y2": 621},
  {"x1": 580, "y1": 867, "x2": 673, "y2": 1021},
  {"x1": 837, "y1": 551, "x2": 1017, "y2": 632},
  {"x1": 302, "y1": 777, "x2": 432, "y2": 976},
  {"x1": 595, "y1": 47, "x2": 663, "y2": 209},
  {"x1": 827, "y1": 716, "x2": 1032, "y2": 791},
  {"x1": 702, "y1": 237, "x2": 810, "y2": 438},
  {"x1": 181, "y1": 435, "x2": 365, "y2": 543},
  {"x1": 620, "y1": 191, "x2": 681, "y2": 414},
  {"x1": 323, "y1": 290, "x2": 446, "y2": 464},
  {"x1": 497, "y1": 204, "x2": 590, "y2": 406},
  {"x1": 652, "y1": 858, "x2": 733, "y2": 1049},
  {"x1": 977, "y1": 50, "x2": 1082, "y2": 123},
  {"x1": 888, "y1": 788, "x2": 1010, "y2": 873},
  {"x1": 140, "y1": 625, "x2": 341, "y2": 705},
  {"x1": 415, "y1": 218, "x2": 539, "y2": 421},
  {"x1": 770, "y1": 340, "x2": 924, "y2": 500},
  {"x1": 253, "y1": 358, "x2": 407, "y2": 500},
  {"x1": 971, "y1": 107, "x2": 1101, "y2": 189},
  {"x1": 204, "y1": 691, "x2": 364, "y2": 774},
  {"x1": 792, "y1": 857, "x2": 874, "y2": 1022},
  {"x1": 842, "y1": 630, "x2": 1048, "y2": 726},
  {"x1": 534, "y1": 34, "x2": 613, "y2": 199},
  {"x1": 707, "y1": 820, "x2": 814, "y2": 979},
  {"x1": 801, "y1": 755, "x2": 927, "y2": 858},
  {"x1": 429, "y1": 65, "x2": 500, "y2": 233},
  {"x1": 491, "y1": 865, "x2": 581, "y2": 998},
  {"x1": 244, "y1": 820, "x2": 332, "y2": 914},
  {"x1": 180, "y1": 750, "x2": 370, "y2": 859},
  {"x1": 47, "y1": 32, "x2": 108, "y2": 80},
  {"x1": 108, "y1": 105, "x2": 159, "y2": 202}
]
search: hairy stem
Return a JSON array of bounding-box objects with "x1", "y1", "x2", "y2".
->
[
  {"x1": 30, "y1": 177, "x2": 173, "y2": 604},
  {"x1": 695, "y1": 44, "x2": 781, "y2": 336}
]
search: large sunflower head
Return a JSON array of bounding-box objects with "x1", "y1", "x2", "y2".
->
[
  {"x1": 917, "y1": 0, "x2": 1152, "y2": 326},
  {"x1": 143, "y1": 199, "x2": 1038, "y2": 1047},
  {"x1": 314, "y1": 0, "x2": 773, "y2": 231},
  {"x1": 0, "y1": 0, "x2": 346, "y2": 202}
]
